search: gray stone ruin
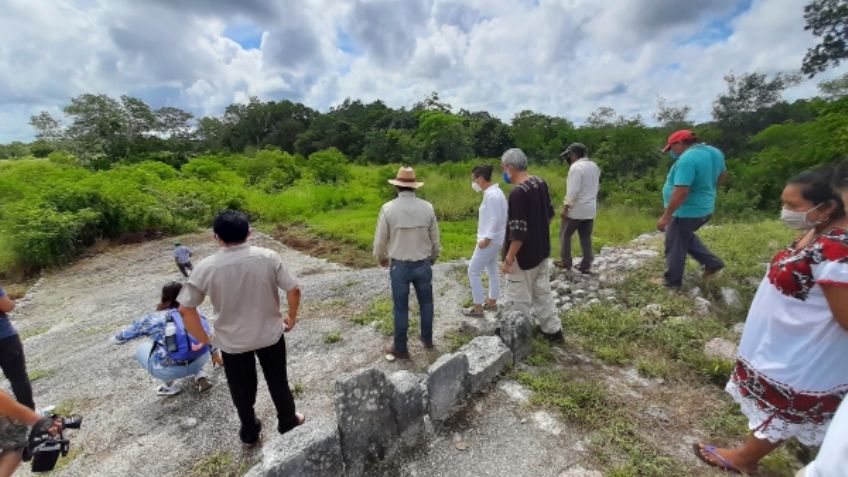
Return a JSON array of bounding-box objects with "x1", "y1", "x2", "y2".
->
[{"x1": 247, "y1": 319, "x2": 522, "y2": 477}]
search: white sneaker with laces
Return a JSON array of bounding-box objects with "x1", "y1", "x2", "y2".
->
[{"x1": 156, "y1": 382, "x2": 182, "y2": 396}]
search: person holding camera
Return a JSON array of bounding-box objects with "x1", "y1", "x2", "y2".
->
[
  {"x1": 0, "y1": 285, "x2": 34, "y2": 410},
  {"x1": 112, "y1": 282, "x2": 219, "y2": 396},
  {"x1": 0, "y1": 389, "x2": 60, "y2": 477}
]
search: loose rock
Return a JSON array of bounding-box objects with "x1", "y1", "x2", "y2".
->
[
  {"x1": 427, "y1": 352, "x2": 469, "y2": 421},
  {"x1": 459, "y1": 336, "x2": 512, "y2": 394},
  {"x1": 497, "y1": 310, "x2": 532, "y2": 363},
  {"x1": 703, "y1": 337, "x2": 737, "y2": 361}
]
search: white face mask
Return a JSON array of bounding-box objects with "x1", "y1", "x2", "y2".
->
[
  {"x1": 471, "y1": 181, "x2": 482, "y2": 193},
  {"x1": 780, "y1": 203, "x2": 822, "y2": 230}
]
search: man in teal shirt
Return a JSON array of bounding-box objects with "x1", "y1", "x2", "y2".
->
[{"x1": 657, "y1": 130, "x2": 726, "y2": 289}]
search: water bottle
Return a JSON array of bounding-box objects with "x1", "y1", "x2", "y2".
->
[{"x1": 164, "y1": 321, "x2": 178, "y2": 352}]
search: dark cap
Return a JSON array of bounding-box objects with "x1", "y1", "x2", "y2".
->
[{"x1": 561, "y1": 143, "x2": 587, "y2": 158}]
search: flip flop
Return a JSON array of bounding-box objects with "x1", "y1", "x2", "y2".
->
[{"x1": 692, "y1": 443, "x2": 748, "y2": 475}]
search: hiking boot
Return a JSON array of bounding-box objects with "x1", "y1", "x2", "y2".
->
[
  {"x1": 542, "y1": 330, "x2": 565, "y2": 345},
  {"x1": 419, "y1": 338, "x2": 435, "y2": 349},
  {"x1": 239, "y1": 418, "x2": 262, "y2": 445},
  {"x1": 384, "y1": 345, "x2": 410, "y2": 361},
  {"x1": 702, "y1": 267, "x2": 723, "y2": 280},
  {"x1": 462, "y1": 307, "x2": 484, "y2": 318},
  {"x1": 482, "y1": 302, "x2": 498, "y2": 312},
  {"x1": 156, "y1": 383, "x2": 182, "y2": 397}
]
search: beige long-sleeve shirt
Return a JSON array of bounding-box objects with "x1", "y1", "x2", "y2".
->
[{"x1": 373, "y1": 191, "x2": 441, "y2": 262}]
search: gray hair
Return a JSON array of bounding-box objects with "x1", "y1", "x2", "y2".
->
[{"x1": 501, "y1": 148, "x2": 528, "y2": 171}]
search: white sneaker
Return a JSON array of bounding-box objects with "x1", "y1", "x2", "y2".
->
[{"x1": 156, "y1": 383, "x2": 182, "y2": 396}]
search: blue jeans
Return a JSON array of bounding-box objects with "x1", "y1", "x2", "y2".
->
[
  {"x1": 134, "y1": 341, "x2": 210, "y2": 384},
  {"x1": 390, "y1": 260, "x2": 434, "y2": 353},
  {"x1": 663, "y1": 216, "x2": 724, "y2": 288}
]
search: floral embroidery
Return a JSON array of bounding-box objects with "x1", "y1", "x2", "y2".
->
[
  {"x1": 731, "y1": 359, "x2": 845, "y2": 430},
  {"x1": 768, "y1": 228, "x2": 848, "y2": 300}
]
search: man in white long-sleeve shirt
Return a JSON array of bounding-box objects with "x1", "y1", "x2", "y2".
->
[
  {"x1": 463, "y1": 165, "x2": 508, "y2": 318},
  {"x1": 556, "y1": 143, "x2": 600, "y2": 273}
]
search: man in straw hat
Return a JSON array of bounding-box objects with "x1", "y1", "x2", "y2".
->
[{"x1": 373, "y1": 167, "x2": 441, "y2": 361}]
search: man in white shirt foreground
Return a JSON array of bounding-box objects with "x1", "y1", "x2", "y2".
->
[
  {"x1": 556, "y1": 143, "x2": 601, "y2": 274},
  {"x1": 463, "y1": 164, "x2": 508, "y2": 318}
]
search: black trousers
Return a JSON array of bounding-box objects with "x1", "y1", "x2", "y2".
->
[
  {"x1": 0, "y1": 335, "x2": 34, "y2": 409},
  {"x1": 221, "y1": 335, "x2": 297, "y2": 432},
  {"x1": 176, "y1": 260, "x2": 193, "y2": 278}
]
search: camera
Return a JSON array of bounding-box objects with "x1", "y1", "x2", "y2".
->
[{"x1": 24, "y1": 415, "x2": 82, "y2": 473}]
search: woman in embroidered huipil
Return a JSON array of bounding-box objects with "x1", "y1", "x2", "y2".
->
[{"x1": 695, "y1": 168, "x2": 848, "y2": 474}]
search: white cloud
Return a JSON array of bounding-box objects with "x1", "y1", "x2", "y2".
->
[{"x1": 1, "y1": 0, "x2": 846, "y2": 143}]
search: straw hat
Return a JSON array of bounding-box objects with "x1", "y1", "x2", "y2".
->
[{"x1": 387, "y1": 166, "x2": 424, "y2": 188}]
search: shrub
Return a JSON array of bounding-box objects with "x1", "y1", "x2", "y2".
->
[{"x1": 307, "y1": 148, "x2": 351, "y2": 184}]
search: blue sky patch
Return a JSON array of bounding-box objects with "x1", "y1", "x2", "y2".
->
[{"x1": 224, "y1": 21, "x2": 264, "y2": 50}]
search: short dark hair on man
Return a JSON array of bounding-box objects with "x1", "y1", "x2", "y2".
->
[
  {"x1": 213, "y1": 210, "x2": 250, "y2": 244},
  {"x1": 395, "y1": 186, "x2": 417, "y2": 193},
  {"x1": 472, "y1": 164, "x2": 493, "y2": 181}
]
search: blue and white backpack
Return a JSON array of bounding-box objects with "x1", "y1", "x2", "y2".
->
[{"x1": 163, "y1": 309, "x2": 210, "y2": 361}]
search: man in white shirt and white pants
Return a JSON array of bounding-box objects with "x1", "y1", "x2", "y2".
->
[
  {"x1": 464, "y1": 164, "x2": 508, "y2": 317},
  {"x1": 556, "y1": 143, "x2": 600, "y2": 274}
]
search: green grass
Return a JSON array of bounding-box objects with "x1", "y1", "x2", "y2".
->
[
  {"x1": 561, "y1": 220, "x2": 791, "y2": 385},
  {"x1": 324, "y1": 330, "x2": 342, "y2": 344},
  {"x1": 516, "y1": 371, "x2": 615, "y2": 427},
  {"x1": 20, "y1": 325, "x2": 50, "y2": 340},
  {"x1": 516, "y1": 368, "x2": 685, "y2": 475},
  {"x1": 445, "y1": 330, "x2": 474, "y2": 352},
  {"x1": 28, "y1": 368, "x2": 52, "y2": 382},
  {"x1": 351, "y1": 297, "x2": 418, "y2": 337},
  {"x1": 189, "y1": 451, "x2": 256, "y2": 477},
  {"x1": 292, "y1": 382, "x2": 305, "y2": 398}
]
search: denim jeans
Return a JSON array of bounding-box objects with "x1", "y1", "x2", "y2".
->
[
  {"x1": 134, "y1": 341, "x2": 210, "y2": 384},
  {"x1": 468, "y1": 243, "x2": 501, "y2": 305},
  {"x1": 390, "y1": 260, "x2": 434, "y2": 353},
  {"x1": 663, "y1": 216, "x2": 724, "y2": 288}
]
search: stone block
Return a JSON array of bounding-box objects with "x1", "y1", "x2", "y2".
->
[
  {"x1": 388, "y1": 370, "x2": 427, "y2": 448},
  {"x1": 427, "y1": 352, "x2": 469, "y2": 421},
  {"x1": 693, "y1": 297, "x2": 712, "y2": 316},
  {"x1": 255, "y1": 418, "x2": 345, "y2": 477},
  {"x1": 459, "y1": 313, "x2": 499, "y2": 336},
  {"x1": 721, "y1": 287, "x2": 743, "y2": 308},
  {"x1": 497, "y1": 310, "x2": 532, "y2": 363},
  {"x1": 334, "y1": 368, "x2": 397, "y2": 477},
  {"x1": 459, "y1": 336, "x2": 512, "y2": 394},
  {"x1": 703, "y1": 337, "x2": 737, "y2": 361}
]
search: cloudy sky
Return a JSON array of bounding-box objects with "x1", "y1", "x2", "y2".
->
[{"x1": 1, "y1": 0, "x2": 846, "y2": 143}]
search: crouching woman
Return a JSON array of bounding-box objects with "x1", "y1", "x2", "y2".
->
[{"x1": 112, "y1": 282, "x2": 221, "y2": 396}]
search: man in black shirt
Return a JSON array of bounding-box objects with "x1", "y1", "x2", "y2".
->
[{"x1": 500, "y1": 148, "x2": 564, "y2": 343}]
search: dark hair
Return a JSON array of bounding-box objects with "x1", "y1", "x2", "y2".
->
[
  {"x1": 831, "y1": 161, "x2": 848, "y2": 192},
  {"x1": 213, "y1": 210, "x2": 250, "y2": 244},
  {"x1": 395, "y1": 186, "x2": 416, "y2": 193},
  {"x1": 472, "y1": 164, "x2": 493, "y2": 181},
  {"x1": 788, "y1": 167, "x2": 846, "y2": 220},
  {"x1": 161, "y1": 281, "x2": 183, "y2": 309},
  {"x1": 681, "y1": 136, "x2": 700, "y2": 147}
]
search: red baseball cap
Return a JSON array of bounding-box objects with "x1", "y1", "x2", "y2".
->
[{"x1": 662, "y1": 129, "x2": 698, "y2": 152}]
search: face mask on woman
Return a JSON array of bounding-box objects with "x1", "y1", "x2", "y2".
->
[
  {"x1": 471, "y1": 181, "x2": 482, "y2": 193},
  {"x1": 668, "y1": 150, "x2": 679, "y2": 161},
  {"x1": 502, "y1": 171, "x2": 511, "y2": 184},
  {"x1": 780, "y1": 203, "x2": 823, "y2": 230}
]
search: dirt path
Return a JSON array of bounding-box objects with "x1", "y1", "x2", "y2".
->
[{"x1": 9, "y1": 232, "x2": 472, "y2": 477}]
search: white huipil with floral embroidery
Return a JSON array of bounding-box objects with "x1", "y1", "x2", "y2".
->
[{"x1": 727, "y1": 228, "x2": 848, "y2": 445}]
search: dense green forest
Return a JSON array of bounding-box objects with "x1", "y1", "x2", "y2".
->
[{"x1": 1, "y1": 70, "x2": 847, "y2": 278}]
